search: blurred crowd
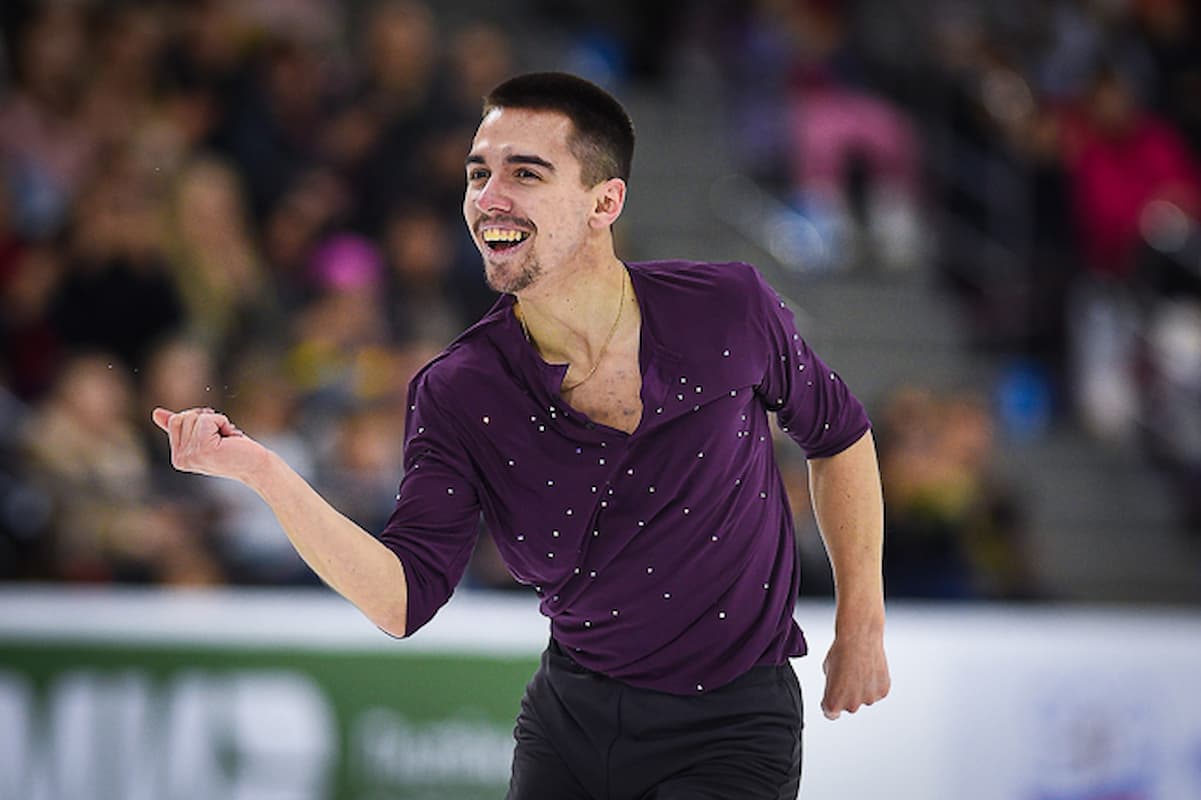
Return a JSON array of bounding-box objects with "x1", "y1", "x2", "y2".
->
[
  {"x1": 706, "y1": 0, "x2": 1201, "y2": 539},
  {"x1": 0, "y1": 0, "x2": 516, "y2": 586},
  {"x1": 4, "y1": 0, "x2": 1193, "y2": 601}
]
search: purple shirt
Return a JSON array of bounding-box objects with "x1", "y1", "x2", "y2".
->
[{"x1": 380, "y1": 260, "x2": 870, "y2": 695}]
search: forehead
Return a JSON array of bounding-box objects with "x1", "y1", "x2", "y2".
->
[{"x1": 469, "y1": 107, "x2": 577, "y2": 161}]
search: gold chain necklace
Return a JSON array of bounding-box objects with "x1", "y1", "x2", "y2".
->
[{"x1": 518, "y1": 270, "x2": 627, "y2": 392}]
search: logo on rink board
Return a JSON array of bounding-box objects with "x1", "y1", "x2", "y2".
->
[
  {"x1": 0, "y1": 669, "x2": 335, "y2": 800},
  {"x1": 0, "y1": 665, "x2": 519, "y2": 800}
]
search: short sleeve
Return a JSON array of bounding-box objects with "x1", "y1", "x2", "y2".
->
[
  {"x1": 378, "y1": 371, "x2": 482, "y2": 636},
  {"x1": 750, "y1": 267, "x2": 870, "y2": 458}
]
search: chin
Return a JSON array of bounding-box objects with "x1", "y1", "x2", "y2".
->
[{"x1": 484, "y1": 255, "x2": 541, "y2": 294}]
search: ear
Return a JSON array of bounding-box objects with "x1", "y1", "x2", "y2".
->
[{"x1": 589, "y1": 178, "x2": 627, "y2": 229}]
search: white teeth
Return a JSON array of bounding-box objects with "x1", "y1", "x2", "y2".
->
[{"x1": 482, "y1": 229, "x2": 529, "y2": 243}]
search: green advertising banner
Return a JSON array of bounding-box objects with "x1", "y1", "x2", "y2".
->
[{"x1": 0, "y1": 588, "x2": 546, "y2": 800}]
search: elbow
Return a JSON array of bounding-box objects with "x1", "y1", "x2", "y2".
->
[
  {"x1": 373, "y1": 601, "x2": 409, "y2": 639},
  {"x1": 376, "y1": 615, "x2": 407, "y2": 639}
]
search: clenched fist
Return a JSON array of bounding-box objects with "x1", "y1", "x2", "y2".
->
[{"x1": 152, "y1": 407, "x2": 268, "y2": 483}]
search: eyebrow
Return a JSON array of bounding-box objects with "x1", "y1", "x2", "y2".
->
[{"x1": 465, "y1": 153, "x2": 557, "y2": 171}]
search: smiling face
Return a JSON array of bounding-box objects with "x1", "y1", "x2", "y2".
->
[{"x1": 464, "y1": 107, "x2": 623, "y2": 295}]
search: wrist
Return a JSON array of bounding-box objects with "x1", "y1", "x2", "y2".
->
[
  {"x1": 833, "y1": 594, "x2": 886, "y2": 640},
  {"x1": 239, "y1": 446, "x2": 280, "y2": 496}
]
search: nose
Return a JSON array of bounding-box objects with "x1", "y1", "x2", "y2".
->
[{"x1": 472, "y1": 174, "x2": 512, "y2": 214}]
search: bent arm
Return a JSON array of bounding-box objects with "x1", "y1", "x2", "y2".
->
[
  {"x1": 807, "y1": 429, "x2": 890, "y2": 718},
  {"x1": 153, "y1": 406, "x2": 410, "y2": 636},
  {"x1": 246, "y1": 449, "x2": 410, "y2": 636}
]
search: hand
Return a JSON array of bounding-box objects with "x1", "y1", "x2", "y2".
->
[
  {"x1": 820, "y1": 633, "x2": 890, "y2": 720},
  {"x1": 151, "y1": 406, "x2": 267, "y2": 483}
]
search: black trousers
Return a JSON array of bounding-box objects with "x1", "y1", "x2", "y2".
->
[{"x1": 507, "y1": 639, "x2": 804, "y2": 800}]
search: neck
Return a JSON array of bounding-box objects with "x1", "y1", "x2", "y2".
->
[{"x1": 514, "y1": 254, "x2": 629, "y2": 369}]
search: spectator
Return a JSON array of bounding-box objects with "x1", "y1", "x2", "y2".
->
[
  {"x1": 166, "y1": 155, "x2": 280, "y2": 357},
  {"x1": 21, "y1": 354, "x2": 222, "y2": 584},
  {"x1": 0, "y1": 4, "x2": 96, "y2": 237},
  {"x1": 877, "y1": 386, "x2": 1033, "y2": 600},
  {"x1": 381, "y1": 203, "x2": 473, "y2": 346},
  {"x1": 1063, "y1": 64, "x2": 1201, "y2": 442},
  {"x1": 315, "y1": 405, "x2": 404, "y2": 536},
  {"x1": 0, "y1": 242, "x2": 63, "y2": 402},
  {"x1": 207, "y1": 347, "x2": 317, "y2": 584},
  {"x1": 49, "y1": 153, "x2": 187, "y2": 373},
  {"x1": 286, "y1": 232, "x2": 394, "y2": 414},
  {"x1": 344, "y1": 0, "x2": 446, "y2": 232}
]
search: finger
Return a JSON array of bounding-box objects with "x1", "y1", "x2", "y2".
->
[
  {"x1": 180, "y1": 409, "x2": 203, "y2": 455},
  {"x1": 166, "y1": 410, "x2": 187, "y2": 469},
  {"x1": 821, "y1": 684, "x2": 840, "y2": 720},
  {"x1": 152, "y1": 407, "x2": 174, "y2": 431},
  {"x1": 204, "y1": 411, "x2": 241, "y2": 439}
]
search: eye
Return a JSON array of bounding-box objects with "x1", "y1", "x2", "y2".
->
[
  {"x1": 467, "y1": 168, "x2": 489, "y2": 182},
  {"x1": 515, "y1": 168, "x2": 541, "y2": 180}
]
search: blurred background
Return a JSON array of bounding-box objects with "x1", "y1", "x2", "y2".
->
[{"x1": 0, "y1": 0, "x2": 1199, "y2": 798}]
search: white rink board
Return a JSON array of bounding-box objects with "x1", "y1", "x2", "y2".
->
[{"x1": 3, "y1": 588, "x2": 1201, "y2": 799}]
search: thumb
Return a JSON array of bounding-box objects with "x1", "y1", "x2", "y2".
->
[
  {"x1": 821, "y1": 681, "x2": 840, "y2": 720},
  {"x1": 151, "y1": 407, "x2": 174, "y2": 431},
  {"x1": 821, "y1": 653, "x2": 842, "y2": 720}
]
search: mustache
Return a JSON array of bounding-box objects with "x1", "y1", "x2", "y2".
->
[{"x1": 473, "y1": 214, "x2": 536, "y2": 235}]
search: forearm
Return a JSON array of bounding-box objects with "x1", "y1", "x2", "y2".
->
[
  {"x1": 245, "y1": 449, "x2": 409, "y2": 636},
  {"x1": 808, "y1": 430, "x2": 886, "y2": 637}
]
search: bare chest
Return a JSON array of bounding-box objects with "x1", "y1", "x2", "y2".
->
[{"x1": 561, "y1": 345, "x2": 643, "y2": 434}]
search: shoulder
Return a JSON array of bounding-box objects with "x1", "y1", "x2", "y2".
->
[
  {"x1": 408, "y1": 297, "x2": 513, "y2": 404},
  {"x1": 629, "y1": 259, "x2": 769, "y2": 310},
  {"x1": 630, "y1": 259, "x2": 763, "y2": 290}
]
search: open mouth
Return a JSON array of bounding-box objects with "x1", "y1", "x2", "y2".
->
[{"x1": 481, "y1": 228, "x2": 531, "y2": 252}]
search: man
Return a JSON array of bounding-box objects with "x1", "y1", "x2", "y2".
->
[{"x1": 154, "y1": 72, "x2": 889, "y2": 798}]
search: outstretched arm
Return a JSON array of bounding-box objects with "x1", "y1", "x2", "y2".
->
[
  {"x1": 807, "y1": 429, "x2": 891, "y2": 720},
  {"x1": 153, "y1": 407, "x2": 409, "y2": 636}
]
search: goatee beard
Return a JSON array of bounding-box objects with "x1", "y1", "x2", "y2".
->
[{"x1": 485, "y1": 253, "x2": 542, "y2": 294}]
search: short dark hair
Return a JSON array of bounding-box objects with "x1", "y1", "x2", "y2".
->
[{"x1": 482, "y1": 72, "x2": 635, "y2": 187}]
